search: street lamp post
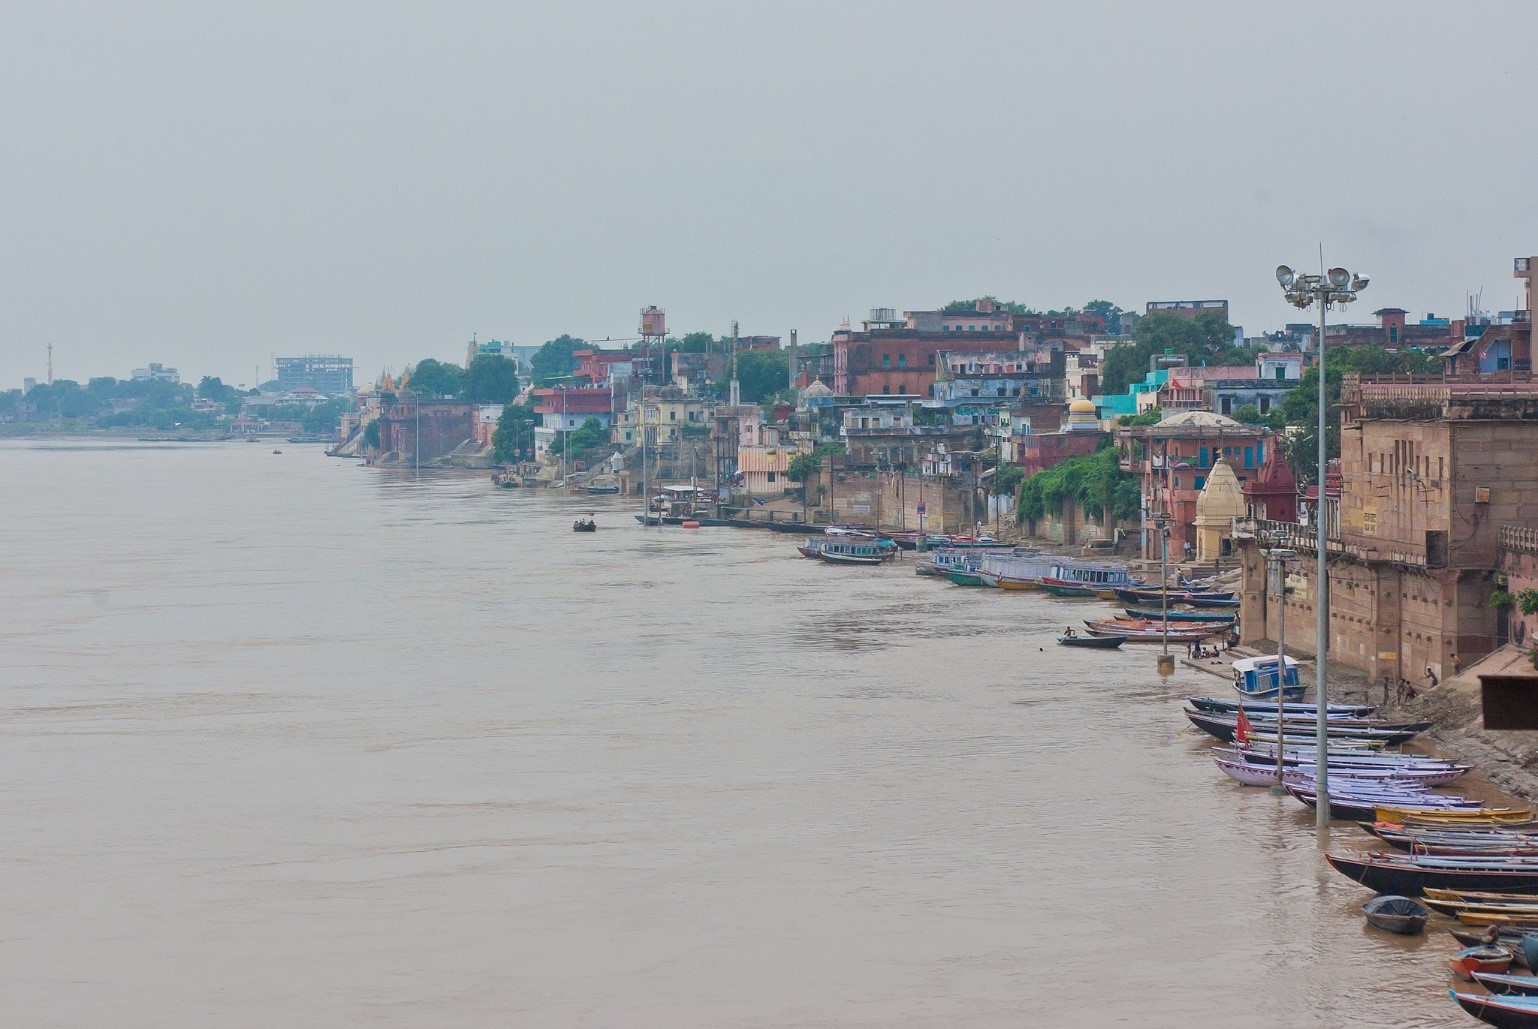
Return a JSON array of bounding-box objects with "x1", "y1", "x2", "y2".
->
[{"x1": 1275, "y1": 262, "x2": 1368, "y2": 831}]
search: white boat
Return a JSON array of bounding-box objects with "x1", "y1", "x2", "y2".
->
[{"x1": 1233, "y1": 655, "x2": 1303, "y2": 701}]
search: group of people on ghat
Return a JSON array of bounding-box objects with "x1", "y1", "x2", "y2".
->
[{"x1": 1382, "y1": 664, "x2": 1443, "y2": 705}]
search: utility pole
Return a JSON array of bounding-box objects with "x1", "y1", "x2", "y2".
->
[{"x1": 46, "y1": 342, "x2": 53, "y2": 385}]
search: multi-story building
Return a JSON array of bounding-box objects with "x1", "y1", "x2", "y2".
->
[
  {"x1": 531, "y1": 387, "x2": 613, "y2": 456},
  {"x1": 131, "y1": 362, "x2": 180, "y2": 383},
  {"x1": 612, "y1": 387, "x2": 710, "y2": 446},
  {"x1": 276, "y1": 355, "x2": 353, "y2": 395},
  {"x1": 831, "y1": 302, "x2": 1099, "y2": 398},
  {"x1": 1115, "y1": 411, "x2": 1272, "y2": 561},
  {"x1": 839, "y1": 399, "x2": 969, "y2": 468},
  {"x1": 1234, "y1": 372, "x2": 1538, "y2": 684}
]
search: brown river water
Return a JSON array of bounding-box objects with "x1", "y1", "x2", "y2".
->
[{"x1": 0, "y1": 440, "x2": 1480, "y2": 1027}]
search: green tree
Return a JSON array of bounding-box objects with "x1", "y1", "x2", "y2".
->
[
  {"x1": 363, "y1": 420, "x2": 380, "y2": 449},
  {"x1": 406, "y1": 358, "x2": 466, "y2": 398},
  {"x1": 1098, "y1": 310, "x2": 1250, "y2": 395},
  {"x1": 1232, "y1": 404, "x2": 1265, "y2": 425},
  {"x1": 301, "y1": 398, "x2": 349, "y2": 434},
  {"x1": 941, "y1": 297, "x2": 1037, "y2": 315},
  {"x1": 492, "y1": 401, "x2": 538, "y2": 463},
  {"x1": 555, "y1": 416, "x2": 608, "y2": 457},
  {"x1": 197, "y1": 376, "x2": 238, "y2": 405},
  {"x1": 1267, "y1": 345, "x2": 1441, "y2": 483},
  {"x1": 734, "y1": 349, "x2": 789, "y2": 403},
  {"x1": 463, "y1": 354, "x2": 521, "y2": 404},
  {"x1": 1014, "y1": 445, "x2": 1139, "y2": 527},
  {"x1": 992, "y1": 464, "x2": 1025, "y2": 496},
  {"x1": 531, "y1": 335, "x2": 585, "y2": 384},
  {"x1": 1117, "y1": 408, "x2": 1162, "y2": 427},
  {"x1": 786, "y1": 443, "x2": 846, "y2": 482}
]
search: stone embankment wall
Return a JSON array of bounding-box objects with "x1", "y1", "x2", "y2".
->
[{"x1": 1404, "y1": 645, "x2": 1538, "y2": 802}]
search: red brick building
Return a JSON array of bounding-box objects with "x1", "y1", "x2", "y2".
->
[{"x1": 377, "y1": 398, "x2": 478, "y2": 463}]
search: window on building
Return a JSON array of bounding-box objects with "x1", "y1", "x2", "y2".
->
[
  {"x1": 968, "y1": 325, "x2": 976, "y2": 331},
  {"x1": 882, "y1": 354, "x2": 891, "y2": 367},
  {"x1": 670, "y1": 410, "x2": 677, "y2": 420},
  {"x1": 1275, "y1": 366, "x2": 1286, "y2": 380},
  {"x1": 1259, "y1": 396, "x2": 1270, "y2": 414},
  {"x1": 766, "y1": 472, "x2": 776, "y2": 483},
  {"x1": 898, "y1": 354, "x2": 906, "y2": 367},
  {"x1": 1244, "y1": 446, "x2": 1254, "y2": 467},
  {"x1": 1195, "y1": 476, "x2": 1205, "y2": 490},
  {"x1": 928, "y1": 354, "x2": 936, "y2": 366},
  {"x1": 883, "y1": 385, "x2": 890, "y2": 394},
  {"x1": 1199, "y1": 447, "x2": 1209, "y2": 466},
  {"x1": 1389, "y1": 326, "x2": 1399, "y2": 344},
  {"x1": 1220, "y1": 397, "x2": 1232, "y2": 414}
]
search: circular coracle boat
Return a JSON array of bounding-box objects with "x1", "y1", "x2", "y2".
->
[{"x1": 1362, "y1": 894, "x2": 1431, "y2": 935}]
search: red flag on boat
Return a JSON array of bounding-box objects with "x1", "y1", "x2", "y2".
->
[{"x1": 1236, "y1": 706, "x2": 1253, "y2": 744}]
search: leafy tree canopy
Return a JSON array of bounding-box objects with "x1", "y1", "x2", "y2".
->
[
  {"x1": 1084, "y1": 300, "x2": 1126, "y2": 334},
  {"x1": 406, "y1": 358, "x2": 465, "y2": 399},
  {"x1": 463, "y1": 354, "x2": 521, "y2": 404},
  {"x1": 942, "y1": 297, "x2": 1038, "y2": 315},
  {"x1": 531, "y1": 336, "x2": 585, "y2": 384},
  {"x1": 1098, "y1": 311, "x2": 1256, "y2": 395},
  {"x1": 786, "y1": 442, "x2": 846, "y2": 482},
  {"x1": 492, "y1": 401, "x2": 538, "y2": 463},
  {"x1": 1016, "y1": 446, "x2": 1139, "y2": 526},
  {"x1": 735, "y1": 349, "x2": 788, "y2": 404}
]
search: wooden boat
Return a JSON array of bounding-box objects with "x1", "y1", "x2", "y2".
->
[
  {"x1": 1362, "y1": 894, "x2": 1432, "y2": 935},
  {"x1": 1473, "y1": 972, "x2": 1538, "y2": 998},
  {"x1": 1183, "y1": 710, "x2": 1428, "y2": 746},
  {"x1": 1450, "y1": 988, "x2": 1538, "y2": 1027},
  {"x1": 1327, "y1": 853, "x2": 1538, "y2": 896},
  {"x1": 1379, "y1": 805, "x2": 1534, "y2": 826},
  {"x1": 1040, "y1": 560, "x2": 1139, "y2": 599},
  {"x1": 942, "y1": 569, "x2": 988, "y2": 586},
  {"x1": 572, "y1": 516, "x2": 597, "y2": 532},
  {"x1": 584, "y1": 483, "x2": 620, "y2": 495},
  {"x1": 1190, "y1": 697, "x2": 1378, "y2": 718},
  {"x1": 1123, "y1": 607, "x2": 1236, "y2": 623},
  {"x1": 1430, "y1": 889, "x2": 1538, "y2": 904},
  {"x1": 1057, "y1": 634, "x2": 1126, "y2": 649},
  {"x1": 815, "y1": 539, "x2": 897, "y2": 566},
  {"x1": 1452, "y1": 928, "x2": 1538, "y2": 968},
  {"x1": 1113, "y1": 587, "x2": 1236, "y2": 605},
  {"x1": 1087, "y1": 619, "x2": 1221, "y2": 643},
  {"x1": 1041, "y1": 580, "x2": 1097, "y2": 597},
  {"x1": 1450, "y1": 945, "x2": 1516, "y2": 980}
]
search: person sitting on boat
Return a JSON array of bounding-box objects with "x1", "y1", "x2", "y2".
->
[{"x1": 1063, "y1": 626, "x2": 1076, "y2": 638}]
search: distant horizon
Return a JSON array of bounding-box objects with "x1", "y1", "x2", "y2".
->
[{"x1": 5, "y1": 2, "x2": 1534, "y2": 390}]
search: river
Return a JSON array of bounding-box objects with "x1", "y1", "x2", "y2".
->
[{"x1": 0, "y1": 440, "x2": 1473, "y2": 1027}]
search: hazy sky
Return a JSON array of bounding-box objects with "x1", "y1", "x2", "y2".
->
[{"x1": 3, "y1": 1, "x2": 1535, "y2": 389}]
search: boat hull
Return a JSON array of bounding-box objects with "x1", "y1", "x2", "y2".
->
[
  {"x1": 1451, "y1": 989, "x2": 1538, "y2": 1028},
  {"x1": 1326, "y1": 854, "x2": 1538, "y2": 897}
]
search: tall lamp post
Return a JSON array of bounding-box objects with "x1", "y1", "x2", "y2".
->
[
  {"x1": 1275, "y1": 262, "x2": 1368, "y2": 830},
  {"x1": 1153, "y1": 510, "x2": 1173, "y2": 675}
]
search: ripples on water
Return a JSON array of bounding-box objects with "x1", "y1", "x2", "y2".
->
[{"x1": 0, "y1": 441, "x2": 1475, "y2": 1027}]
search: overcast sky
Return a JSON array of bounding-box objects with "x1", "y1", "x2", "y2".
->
[{"x1": 3, "y1": 1, "x2": 1534, "y2": 389}]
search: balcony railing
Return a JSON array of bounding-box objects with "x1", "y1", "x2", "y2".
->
[{"x1": 1501, "y1": 524, "x2": 1538, "y2": 554}]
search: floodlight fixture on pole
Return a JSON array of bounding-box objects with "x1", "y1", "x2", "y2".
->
[{"x1": 1273, "y1": 258, "x2": 1367, "y2": 832}]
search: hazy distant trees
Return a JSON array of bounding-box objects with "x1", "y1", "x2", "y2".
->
[
  {"x1": 462, "y1": 355, "x2": 521, "y2": 404},
  {"x1": 734, "y1": 350, "x2": 788, "y2": 403},
  {"x1": 1098, "y1": 311, "x2": 1257, "y2": 395},
  {"x1": 404, "y1": 358, "x2": 466, "y2": 398},
  {"x1": 531, "y1": 336, "x2": 585, "y2": 385},
  {"x1": 492, "y1": 401, "x2": 537, "y2": 463}
]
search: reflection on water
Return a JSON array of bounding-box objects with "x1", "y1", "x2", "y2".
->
[{"x1": 0, "y1": 441, "x2": 1472, "y2": 1027}]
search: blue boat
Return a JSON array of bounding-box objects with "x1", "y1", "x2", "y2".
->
[
  {"x1": 1124, "y1": 607, "x2": 1236, "y2": 623},
  {"x1": 1232, "y1": 655, "x2": 1303, "y2": 701}
]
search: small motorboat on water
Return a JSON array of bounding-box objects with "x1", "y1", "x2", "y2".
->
[
  {"x1": 1362, "y1": 894, "x2": 1432, "y2": 935},
  {"x1": 573, "y1": 515, "x2": 597, "y2": 532},
  {"x1": 1057, "y1": 633, "x2": 1127, "y2": 649}
]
